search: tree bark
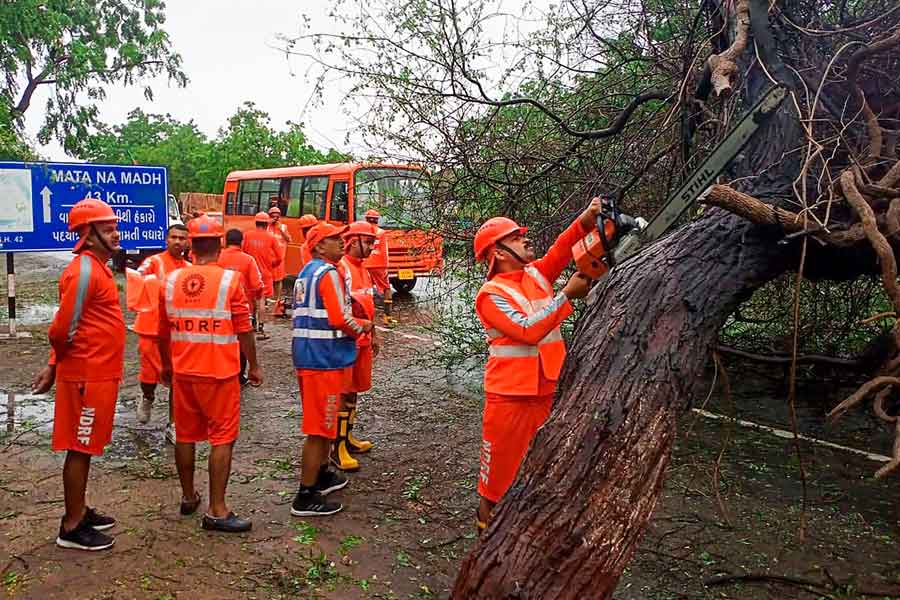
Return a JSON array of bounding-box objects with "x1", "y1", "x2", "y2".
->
[{"x1": 453, "y1": 206, "x2": 792, "y2": 598}]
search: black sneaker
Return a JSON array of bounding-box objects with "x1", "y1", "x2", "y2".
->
[
  {"x1": 83, "y1": 507, "x2": 115, "y2": 531},
  {"x1": 291, "y1": 489, "x2": 343, "y2": 517},
  {"x1": 56, "y1": 519, "x2": 115, "y2": 551},
  {"x1": 201, "y1": 512, "x2": 252, "y2": 533},
  {"x1": 315, "y1": 469, "x2": 348, "y2": 496}
]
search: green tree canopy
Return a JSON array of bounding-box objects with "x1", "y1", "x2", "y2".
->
[
  {"x1": 78, "y1": 103, "x2": 349, "y2": 194},
  {"x1": 0, "y1": 0, "x2": 187, "y2": 156}
]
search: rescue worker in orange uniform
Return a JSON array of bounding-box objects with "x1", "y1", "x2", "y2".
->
[
  {"x1": 158, "y1": 215, "x2": 262, "y2": 533},
  {"x1": 331, "y1": 221, "x2": 380, "y2": 471},
  {"x1": 241, "y1": 212, "x2": 281, "y2": 339},
  {"x1": 32, "y1": 198, "x2": 124, "y2": 551},
  {"x1": 218, "y1": 228, "x2": 265, "y2": 385},
  {"x1": 132, "y1": 224, "x2": 190, "y2": 443},
  {"x1": 472, "y1": 198, "x2": 604, "y2": 532},
  {"x1": 267, "y1": 204, "x2": 292, "y2": 317},
  {"x1": 290, "y1": 223, "x2": 372, "y2": 517},
  {"x1": 298, "y1": 214, "x2": 318, "y2": 268},
  {"x1": 363, "y1": 209, "x2": 395, "y2": 323}
]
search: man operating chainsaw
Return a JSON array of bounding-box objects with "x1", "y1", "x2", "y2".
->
[{"x1": 472, "y1": 197, "x2": 637, "y2": 532}]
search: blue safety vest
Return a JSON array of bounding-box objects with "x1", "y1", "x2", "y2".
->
[{"x1": 291, "y1": 258, "x2": 357, "y2": 370}]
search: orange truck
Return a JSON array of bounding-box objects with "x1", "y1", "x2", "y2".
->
[{"x1": 221, "y1": 163, "x2": 443, "y2": 293}]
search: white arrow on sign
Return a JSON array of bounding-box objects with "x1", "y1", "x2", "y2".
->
[{"x1": 41, "y1": 186, "x2": 52, "y2": 223}]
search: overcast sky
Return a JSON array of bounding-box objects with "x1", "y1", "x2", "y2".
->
[{"x1": 24, "y1": 0, "x2": 549, "y2": 163}]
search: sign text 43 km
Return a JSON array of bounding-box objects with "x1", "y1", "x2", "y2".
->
[{"x1": 0, "y1": 161, "x2": 169, "y2": 253}]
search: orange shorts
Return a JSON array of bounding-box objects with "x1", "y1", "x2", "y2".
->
[
  {"x1": 350, "y1": 346, "x2": 373, "y2": 393},
  {"x1": 261, "y1": 272, "x2": 274, "y2": 298},
  {"x1": 369, "y1": 268, "x2": 389, "y2": 294},
  {"x1": 478, "y1": 393, "x2": 553, "y2": 503},
  {"x1": 52, "y1": 380, "x2": 120, "y2": 456},
  {"x1": 138, "y1": 334, "x2": 162, "y2": 385},
  {"x1": 172, "y1": 375, "x2": 240, "y2": 446},
  {"x1": 297, "y1": 368, "x2": 351, "y2": 439},
  {"x1": 273, "y1": 263, "x2": 286, "y2": 282}
]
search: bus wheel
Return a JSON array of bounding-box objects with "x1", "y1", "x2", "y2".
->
[{"x1": 390, "y1": 277, "x2": 416, "y2": 295}]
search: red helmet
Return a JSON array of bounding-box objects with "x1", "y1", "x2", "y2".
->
[
  {"x1": 68, "y1": 198, "x2": 118, "y2": 232},
  {"x1": 299, "y1": 214, "x2": 318, "y2": 229},
  {"x1": 364, "y1": 208, "x2": 380, "y2": 221},
  {"x1": 254, "y1": 211, "x2": 272, "y2": 223},
  {"x1": 473, "y1": 217, "x2": 527, "y2": 262},
  {"x1": 68, "y1": 198, "x2": 119, "y2": 252},
  {"x1": 187, "y1": 215, "x2": 224, "y2": 239},
  {"x1": 342, "y1": 221, "x2": 377, "y2": 239}
]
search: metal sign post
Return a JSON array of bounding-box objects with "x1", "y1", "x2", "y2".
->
[{"x1": 1, "y1": 253, "x2": 29, "y2": 339}]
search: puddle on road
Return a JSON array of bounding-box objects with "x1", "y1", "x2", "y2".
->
[
  {"x1": 0, "y1": 391, "x2": 55, "y2": 435},
  {"x1": 15, "y1": 303, "x2": 57, "y2": 325}
]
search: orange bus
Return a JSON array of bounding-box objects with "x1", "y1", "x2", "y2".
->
[{"x1": 222, "y1": 163, "x2": 443, "y2": 293}]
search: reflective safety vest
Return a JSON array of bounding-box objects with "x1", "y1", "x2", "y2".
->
[
  {"x1": 164, "y1": 265, "x2": 241, "y2": 379},
  {"x1": 476, "y1": 265, "x2": 566, "y2": 395},
  {"x1": 292, "y1": 258, "x2": 357, "y2": 370}
]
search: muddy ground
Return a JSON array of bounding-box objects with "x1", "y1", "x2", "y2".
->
[{"x1": 1, "y1": 253, "x2": 899, "y2": 600}]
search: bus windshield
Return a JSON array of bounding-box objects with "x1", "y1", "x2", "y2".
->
[{"x1": 354, "y1": 168, "x2": 429, "y2": 229}]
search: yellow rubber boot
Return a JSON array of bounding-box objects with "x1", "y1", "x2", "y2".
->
[
  {"x1": 347, "y1": 407, "x2": 373, "y2": 454},
  {"x1": 330, "y1": 412, "x2": 360, "y2": 472}
]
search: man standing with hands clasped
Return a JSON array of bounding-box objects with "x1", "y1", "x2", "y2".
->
[
  {"x1": 471, "y1": 198, "x2": 609, "y2": 533},
  {"x1": 158, "y1": 215, "x2": 262, "y2": 533},
  {"x1": 290, "y1": 222, "x2": 373, "y2": 516}
]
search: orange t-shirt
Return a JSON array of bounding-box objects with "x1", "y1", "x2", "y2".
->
[
  {"x1": 363, "y1": 227, "x2": 389, "y2": 269},
  {"x1": 218, "y1": 246, "x2": 264, "y2": 300},
  {"x1": 242, "y1": 228, "x2": 281, "y2": 280},
  {"x1": 132, "y1": 251, "x2": 189, "y2": 336},
  {"x1": 341, "y1": 254, "x2": 376, "y2": 348},
  {"x1": 48, "y1": 251, "x2": 126, "y2": 382}
]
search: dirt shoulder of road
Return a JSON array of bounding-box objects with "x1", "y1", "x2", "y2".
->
[{"x1": 1, "y1": 253, "x2": 898, "y2": 600}]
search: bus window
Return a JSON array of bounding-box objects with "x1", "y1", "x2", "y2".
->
[
  {"x1": 286, "y1": 176, "x2": 329, "y2": 218},
  {"x1": 238, "y1": 180, "x2": 260, "y2": 215},
  {"x1": 286, "y1": 179, "x2": 303, "y2": 217},
  {"x1": 238, "y1": 178, "x2": 280, "y2": 215},
  {"x1": 354, "y1": 167, "x2": 428, "y2": 228},
  {"x1": 225, "y1": 191, "x2": 237, "y2": 214},
  {"x1": 330, "y1": 181, "x2": 349, "y2": 222},
  {"x1": 304, "y1": 177, "x2": 328, "y2": 218}
]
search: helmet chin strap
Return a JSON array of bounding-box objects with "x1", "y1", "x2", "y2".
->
[
  {"x1": 495, "y1": 241, "x2": 527, "y2": 266},
  {"x1": 89, "y1": 222, "x2": 116, "y2": 255}
]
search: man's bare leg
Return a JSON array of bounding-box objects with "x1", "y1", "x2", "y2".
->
[
  {"x1": 62, "y1": 451, "x2": 91, "y2": 531},
  {"x1": 207, "y1": 442, "x2": 235, "y2": 518}
]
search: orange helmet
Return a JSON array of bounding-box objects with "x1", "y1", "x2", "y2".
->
[
  {"x1": 268, "y1": 206, "x2": 281, "y2": 216},
  {"x1": 342, "y1": 221, "x2": 377, "y2": 239},
  {"x1": 255, "y1": 211, "x2": 271, "y2": 223},
  {"x1": 68, "y1": 198, "x2": 119, "y2": 252},
  {"x1": 68, "y1": 198, "x2": 118, "y2": 232},
  {"x1": 364, "y1": 208, "x2": 380, "y2": 221},
  {"x1": 299, "y1": 214, "x2": 318, "y2": 229},
  {"x1": 187, "y1": 215, "x2": 224, "y2": 239},
  {"x1": 473, "y1": 217, "x2": 527, "y2": 262}
]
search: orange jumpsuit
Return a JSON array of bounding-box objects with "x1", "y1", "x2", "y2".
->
[
  {"x1": 474, "y1": 219, "x2": 587, "y2": 502},
  {"x1": 158, "y1": 264, "x2": 253, "y2": 445},
  {"x1": 297, "y1": 264, "x2": 370, "y2": 438},
  {"x1": 48, "y1": 250, "x2": 126, "y2": 456},
  {"x1": 341, "y1": 255, "x2": 376, "y2": 392},
  {"x1": 364, "y1": 227, "x2": 390, "y2": 293},
  {"x1": 267, "y1": 222, "x2": 290, "y2": 282},
  {"x1": 218, "y1": 246, "x2": 264, "y2": 303},
  {"x1": 132, "y1": 251, "x2": 188, "y2": 384},
  {"x1": 242, "y1": 228, "x2": 281, "y2": 298}
]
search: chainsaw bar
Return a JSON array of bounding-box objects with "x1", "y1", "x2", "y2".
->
[{"x1": 610, "y1": 84, "x2": 788, "y2": 266}]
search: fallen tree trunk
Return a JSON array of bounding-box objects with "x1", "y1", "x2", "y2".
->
[{"x1": 453, "y1": 206, "x2": 790, "y2": 598}]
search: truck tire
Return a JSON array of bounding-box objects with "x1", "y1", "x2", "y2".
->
[{"x1": 390, "y1": 276, "x2": 416, "y2": 295}]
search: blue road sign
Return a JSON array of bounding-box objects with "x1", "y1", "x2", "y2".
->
[{"x1": 0, "y1": 161, "x2": 168, "y2": 253}]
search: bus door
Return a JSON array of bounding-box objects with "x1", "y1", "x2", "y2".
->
[{"x1": 327, "y1": 177, "x2": 351, "y2": 225}]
